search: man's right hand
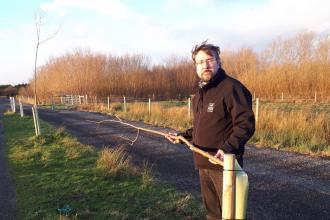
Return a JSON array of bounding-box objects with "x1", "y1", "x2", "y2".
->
[{"x1": 165, "y1": 132, "x2": 180, "y2": 144}]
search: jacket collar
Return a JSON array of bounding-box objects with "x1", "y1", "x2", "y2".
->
[{"x1": 199, "y1": 67, "x2": 227, "y2": 91}]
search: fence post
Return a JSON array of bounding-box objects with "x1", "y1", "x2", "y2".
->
[
  {"x1": 9, "y1": 97, "x2": 12, "y2": 112},
  {"x1": 314, "y1": 92, "x2": 317, "y2": 103},
  {"x1": 32, "y1": 105, "x2": 41, "y2": 136},
  {"x1": 123, "y1": 96, "x2": 127, "y2": 112},
  {"x1": 148, "y1": 98, "x2": 151, "y2": 114},
  {"x1": 35, "y1": 105, "x2": 41, "y2": 135},
  {"x1": 222, "y1": 154, "x2": 236, "y2": 220},
  {"x1": 13, "y1": 97, "x2": 16, "y2": 112},
  {"x1": 71, "y1": 95, "x2": 74, "y2": 105},
  {"x1": 107, "y1": 96, "x2": 110, "y2": 110},
  {"x1": 188, "y1": 97, "x2": 191, "y2": 118},
  {"x1": 11, "y1": 97, "x2": 16, "y2": 112},
  {"x1": 255, "y1": 98, "x2": 259, "y2": 123},
  {"x1": 19, "y1": 101, "x2": 24, "y2": 117},
  {"x1": 51, "y1": 96, "x2": 55, "y2": 110},
  {"x1": 281, "y1": 92, "x2": 284, "y2": 101},
  {"x1": 32, "y1": 106, "x2": 38, "y2": 136}
]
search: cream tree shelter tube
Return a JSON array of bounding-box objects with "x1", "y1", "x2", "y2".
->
[{"x1": 235, "y1": 160, "x2": 249, "y2": 219}]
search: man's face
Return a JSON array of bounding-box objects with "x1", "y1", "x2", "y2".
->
[{"x1": 195, "y1": 50, "x2": 220, "y2": 82}]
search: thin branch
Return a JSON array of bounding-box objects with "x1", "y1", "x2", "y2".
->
[
  {"x1": 118, "y1": 129, "x2": 140, "y2": 146},
  {"x1": 86, "y1": 117, "x2": 224, "y2": 167},
  {"x1": 39, "y1": 27, "x2": 60, "y2": 45}
]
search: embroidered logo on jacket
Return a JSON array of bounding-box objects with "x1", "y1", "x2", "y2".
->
[{"x1": 207, "y1": 103, "x2": 215, "y2": 112}]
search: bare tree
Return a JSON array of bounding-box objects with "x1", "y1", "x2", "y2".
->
[{"x1": 33, "y1": 10, "x2": 59, "y2": 105}]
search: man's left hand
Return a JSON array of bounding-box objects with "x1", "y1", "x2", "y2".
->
[{"x1": 214, "y1": 149, "x2": 224, "y2": 161}]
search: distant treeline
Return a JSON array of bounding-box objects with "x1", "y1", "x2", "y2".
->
[
  {"x1": 20, "y1": 31, "x2": 329, "y2": 101},
  {"x1": 1, "y1": 84, "x2": 27, "y2": 97}
]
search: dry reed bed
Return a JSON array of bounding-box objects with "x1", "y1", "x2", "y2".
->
[{"x1": 77, "y1": 101, "x2": 330, "y2": 157}]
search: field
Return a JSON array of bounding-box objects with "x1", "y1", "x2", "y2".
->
[{"x1": 251, "y1": 101, "x2": 330, "y2": 155}]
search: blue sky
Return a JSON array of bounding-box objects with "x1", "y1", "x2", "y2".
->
[{"x1": 1, "y1": 0, "x2": 329, "y2": 85}]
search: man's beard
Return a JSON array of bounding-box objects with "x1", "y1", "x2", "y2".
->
[{"x1": 201, "y1": 70, "x2": 214, "y2": 82}]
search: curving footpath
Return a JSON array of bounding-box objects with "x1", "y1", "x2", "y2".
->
[{"x1": 0, "y1": 98, "x2": 17, "y2": 220}]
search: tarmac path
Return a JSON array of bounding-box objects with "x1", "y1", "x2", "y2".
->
[{"x1": 0, "y1": 98, "x2": 17, "y2": 220}]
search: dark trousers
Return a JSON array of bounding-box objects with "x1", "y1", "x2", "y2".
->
[{"x1": 199, "y1": 169, "x2": 223, "y2": 220}]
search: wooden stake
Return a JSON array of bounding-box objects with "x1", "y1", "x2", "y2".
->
[
  {"x1": 32, "y1": 106, "x2": 38, "y2": 136},
  {"x1": 222, "y1": 154, "x2": 236, "y2": 220},
  {"x1": 188, "y1": 97, "x2": 191, "y2": 118},
  {"x1": 19, "y1": 101, "x2": 24, "y2": 117},
  {"x1": 314, "y1": 92, "x2": 317, "y2": 103},
  {"x1": 255, "y1": 98, "x2": 259, "y2": 123},
  {"x1": 71, "y1": 95, "x2": 74, "y2": 105},
  {"x1": 123, "y1": 96, "x2": 127, "y2": 112},
  {"x1": 148, "y1": 98, "x2": 151, "y2": 115},
  {"x1": 33, "y1": 105, "x2": 41, "y2": 135},
  {"x1": 51, "y1": 96, "x2": 55, "y2": 110},
  {"x1": 12, "y1": 97, "x2": 15, "y2": 112}
]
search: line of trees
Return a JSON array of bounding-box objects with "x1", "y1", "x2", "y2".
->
[
  {"x1": 1, "y1": 84, "x2": 27, "y2": 97},
  {"x1": 19, "y1": 31, "x2": 329, "y2": 101}
]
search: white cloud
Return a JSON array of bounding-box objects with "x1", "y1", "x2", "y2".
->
[
  {"x1": 228, "y1": 0, "x2": 330, "y2": 34},
  {"x1": 40, "y1": 0, "x2": 176, "y2": 55},
  {"x1": 163, "y1": 0, "x2": 216, "y2": 12},
  {"x1": 192, "y1": 0, "x2": 330, "y2": 50},
  {"x1": 41, "y1": 0, "x2": 132, "y2": 20}
]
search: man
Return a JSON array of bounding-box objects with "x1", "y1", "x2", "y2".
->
[{"x1": 166, "y1": 41, "x2": 255, "y2": 220}]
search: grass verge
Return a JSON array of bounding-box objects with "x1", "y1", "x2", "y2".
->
[{"x1": 3, "y1": 111, "x2": 203, "y2": 219}]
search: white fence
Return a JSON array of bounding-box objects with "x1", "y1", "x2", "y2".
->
[{"x1": 59, "y1": 95, "x2": 85, "y2": 105}]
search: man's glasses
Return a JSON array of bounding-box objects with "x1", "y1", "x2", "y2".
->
[{"x1": 195, "y1": 58, "x2": 216, "y2": 66}]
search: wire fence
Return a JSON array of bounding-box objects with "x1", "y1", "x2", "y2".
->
[{"x1": 17, "y1": 94, "x2": 330, "y2": 120}]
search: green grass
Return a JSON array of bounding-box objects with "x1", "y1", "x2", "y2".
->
[
  {"x1": 257, "y1": 101, "x2": 330, "y2": 114},
  {"x1": 38, "y1": 104, "x2": 77, "y2": 111},
  {"x1": 158, "y1": 100, "x2": 188, "y2": 108},
  {"x1": 3, "y1": 112, "x2": 204, "y2": 219}
]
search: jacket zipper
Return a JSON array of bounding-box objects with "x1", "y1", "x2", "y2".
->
[{"x1": 195, "y1": 89, "x2": 203, "y2": 142}]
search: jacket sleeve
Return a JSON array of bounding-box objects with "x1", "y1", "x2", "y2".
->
[
  {"x1": 178, "y1": 128, "x2": 193, "y2": 141},
  {"x1": 221, "y1": 84, "x2": 255, "y2": 154}
]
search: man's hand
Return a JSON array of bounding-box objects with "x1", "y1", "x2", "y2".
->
[
  {"x1": 214, "y1": 149, "x2": 224, "y2": 161},
  {"x1": 208, "y1": 149, "x2": 225, "y2": 164},
  {"x1": 165, "y1": 132, "x2": 180, "y2": 144}
]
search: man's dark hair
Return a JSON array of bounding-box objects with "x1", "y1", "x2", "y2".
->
[{"x1": 191, "y1": 40, "x2": 221, "y2": 64}]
